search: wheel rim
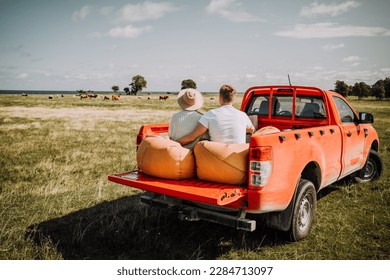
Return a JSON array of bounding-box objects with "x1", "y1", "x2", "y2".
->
[
  {"x1": 363, "y1": 159, "x2": 376, "y2": 179},
  {"x1": 298, "y1": 195, "x2": 312, "y2": 232}
]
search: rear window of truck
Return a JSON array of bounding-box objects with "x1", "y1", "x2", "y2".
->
[
  {"x1": 295, "y1": 96, "x2": 327, "y2": 119},
  {"x1": 247, "y1": 95, "x2": 326, "y2": 119}
]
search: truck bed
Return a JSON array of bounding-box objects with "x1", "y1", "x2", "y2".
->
[{"x1": 108, "y1": 171, "x2": 247, "y2": 208}]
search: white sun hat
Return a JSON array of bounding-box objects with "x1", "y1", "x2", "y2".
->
[{"x1": 177, "y1": 88, "x2": 204, "y2": 111}]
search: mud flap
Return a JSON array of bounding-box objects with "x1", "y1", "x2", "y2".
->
[{"x1": 265, "y1": 183, "x2": 298, "y2": 232}]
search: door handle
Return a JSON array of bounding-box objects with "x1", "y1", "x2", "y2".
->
[{"x1": 346, "y1": 131, "x2": 352, "y2": 137}]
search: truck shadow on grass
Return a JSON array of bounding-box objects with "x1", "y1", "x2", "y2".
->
[
  {"x1": 26, "y1": 182, "x2": 344, "y2": 260},
  {"x1": 26, "y1": 194, "x2": 297, "y2": 260}
]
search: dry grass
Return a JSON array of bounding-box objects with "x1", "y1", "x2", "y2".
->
[{"x1": 0, "y1": 93, "x2": 389, "y2": 260}]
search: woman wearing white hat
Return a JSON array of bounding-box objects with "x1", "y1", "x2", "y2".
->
[{"x1": 169, "y1": 88, "x2": 206, "y2": 149}]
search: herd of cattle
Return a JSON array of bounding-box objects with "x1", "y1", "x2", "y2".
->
[
  {"x1": 23, "y1": 93, "x2": 218, "y2": 103},
  {"x1": 45, "y1": 94, "x2": 171, "y2": 101}
]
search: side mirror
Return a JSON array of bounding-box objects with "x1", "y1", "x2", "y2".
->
[{"x1": 359, "y1": 112, "x2": 374, "y2": 124}]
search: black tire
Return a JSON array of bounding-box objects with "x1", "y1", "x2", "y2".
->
[
  {"x1": 289, "y1": 179, "x2": 317, "y2": 242},
  {"x1": 354, "y1": 149, "x2": 382, "y2": 183}
]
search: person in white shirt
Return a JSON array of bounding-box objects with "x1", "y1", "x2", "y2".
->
[
  {"x1": 177, "y1": 84, "x2": 254, "y2": 146},
  {"x1": 169, "y1": 88, "x2": 205, "y2": 149}
]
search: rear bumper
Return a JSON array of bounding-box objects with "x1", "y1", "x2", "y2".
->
[{"x1": 140, "y1": 193, "x2": 256, "y2": 232}]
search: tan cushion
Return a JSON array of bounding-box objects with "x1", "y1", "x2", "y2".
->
[
  {"x1": 254, "y1": 126, "x2": 281, "y2": 135},
  {"x1": 194, "y1": 141, "x2": 249, "y2": 185},
  {"x1": 137, "y1": 136, "x2": 195, "y2": 179}
]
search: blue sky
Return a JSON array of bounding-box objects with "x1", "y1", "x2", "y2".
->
[{"x1": 0, "y1": 0, "x2": 389, "y2": 92}]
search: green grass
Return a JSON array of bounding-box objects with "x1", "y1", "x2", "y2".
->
[{"x1": 0, "y1": 93, "x2": 389, "y2": 260}]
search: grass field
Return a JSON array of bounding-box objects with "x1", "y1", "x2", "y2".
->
[{"x1": 0, "y1": 93, "x2": 389, "y2": 260}]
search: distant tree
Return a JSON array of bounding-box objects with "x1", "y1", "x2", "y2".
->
[
  {"x1": 371, "y1": 80, "x2": 385, "y2": 100},
  {"x1": 123, "y1": 87, "x2": 130, "y2": 94},
  {"x1": 181, "y1": 79, "x2": 197, "y2": 90},
  {"x1": 352, "y1": 82, "x2": 370, "y2": 100},
  {"x1": 129, "y1": 75, "x2": 147, "y2": 95},
  {"x1": 112, "y1": 85, "x2": 119, "y2": 93},
  {"x1": 384, "y1": 77, "x2": 390, "y2": 99},
  {"x1": 334, "y1": 80, "x2": 349, "y2": 97}
]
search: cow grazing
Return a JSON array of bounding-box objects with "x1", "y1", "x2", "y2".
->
[
  {"x1": 80, "y1": 94, "x2": 88, "y2": 99},
  {"x1": 48, "y1": 95, "x2": 53, "y2": 99},
  {"x1": 112, "y1": 95, "x2": 120, "y2": 101},
  {"x1": 87, "y1": 94, "x2": 97, "y2": 98},
  {"x1": 159, "y1": 95, "x2": 169, "y2": 100},
  {"x1": 103, "y1": 96, "x2": 110, "y2": 100}
]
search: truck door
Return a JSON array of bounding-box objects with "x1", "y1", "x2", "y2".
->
[{"x1": 332, "y1": 96, "x2": 365, "y2": 177}]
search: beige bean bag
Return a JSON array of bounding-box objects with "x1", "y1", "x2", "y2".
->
[
  {"x1": 137, "y1": 136, "x2": 195, "y2": 179},
  {"x1": 194, "y1": 141, "x2": 249, "y2": 185},
  {"x1": 254, "y1": 126, "x2": 281, "y2": 135}
]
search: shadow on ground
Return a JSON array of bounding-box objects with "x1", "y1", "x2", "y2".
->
[
  {"x1": 26, "y1": 181, "x2": 347, "y2": 260},
  {"x1": 26, "y1": 194, "x2": 293, "y2": 260}
]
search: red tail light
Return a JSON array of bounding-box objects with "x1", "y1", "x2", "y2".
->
[{"x1": 249, "y1": 147, "x2": 273, "y2": 188}]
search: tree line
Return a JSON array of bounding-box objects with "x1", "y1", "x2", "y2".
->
[
  {"x1": 111, "y1": 76, "x2": 197, "y2": 95},
  {"x1": 334, "y1": 77, "x2": 390, "y2": 100},
  {"x1": 110, "y1": 74, "x2": 390, "y2": 100}
]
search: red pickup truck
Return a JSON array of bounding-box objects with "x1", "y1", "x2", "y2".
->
[{"x1": 108, "y1": 85, "x2": 382, "y2": 241}]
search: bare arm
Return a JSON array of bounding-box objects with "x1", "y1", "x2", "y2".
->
[
  {"x1": 177, "y1": 123, "x2": 208, "y2": 146},
  {"x1": 246, "y1": 115, "x2": 255, "y2": 134},
  {"x1": 246, "y1": 125, "x2": 255, "y2": 134}
]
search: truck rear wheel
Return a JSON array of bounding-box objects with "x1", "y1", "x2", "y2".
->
[
  {"x1": 289, "y1": 179, "x2": 317, "y2": 242},
  {"x1": 353, "y1": 149, "x2": 382, "y2": 183}
]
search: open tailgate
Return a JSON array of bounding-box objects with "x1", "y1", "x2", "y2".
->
[{"x1": 108, "y1": 171, "x2": 247, "y2": 207}]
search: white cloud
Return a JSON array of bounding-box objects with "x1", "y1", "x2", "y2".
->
[
  {"x1": 244, "y1": 74, "x2": 256, "y2": 79},
  {"x1": 380, "y1": 67, "x2": 390, "y2": 73},
  {"x1": 343, "y1": 56, "x2": 360, "y2": 63},
  {"x1": 17, "y1": 73, "x2": 29, "y2": 79},
  {"x1": 322, "y1": 43, "x2": 345, "y2": 51},
  {"x1": 108, "y1": 44, "x2": 118, "y2": 51},
  {"x1": 65, "y1": 72, "x2": 113, "y2": 81},
  {"x1": 78, "y1": 2, "x2": 179, "y2": 40},
  {"x1": 99, "y1": 6, "x2": 114, "y2": 17},
  {"x1": 206, "y1": 0, "x2": 265, "y2": 23},
  {"x1": 72, "y1": 5, "x2": 93, "y2": 22},
  {"x1": 106, "y1": 25, "x2": 153, "y2": 39},
  {"x1": 275, "y1": 23, "x2": 390, "y2": 39},
  {"x1": 343, "y1": 56, "x2": 361, "y2": 67},
  {"x1": 89, "y1": 32, "x2": 103, "y2": 39},
  {"x1": 300, "y1": 1, "x2": 361, "y2": 18},
  {"x1": 117, "y1": 1, "x2": 179, "y2": 22}
]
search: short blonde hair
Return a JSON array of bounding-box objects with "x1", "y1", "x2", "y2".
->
[{"x1": 219, "y1": 84, "x2": 236, "y2": 103}]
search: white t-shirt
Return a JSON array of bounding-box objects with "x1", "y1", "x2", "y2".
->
[
  {"x1": 199, "y1": 105, "x2": 254, "y2": 144},
  {"x1": 169, "y1": 110, "x2": 203, "y2": 149}
]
